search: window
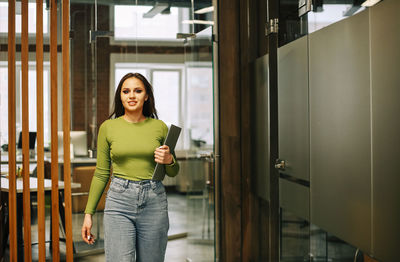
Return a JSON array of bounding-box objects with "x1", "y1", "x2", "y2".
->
[
  {"x1": 113, "y1": 62, "x2": 214, "y2": 149},
  {"x1": 308, "y1": 4, "x2": 366, "y2": 33},
  {"x1": 0, "y1": 2, "x2": 49, "y2": 35},
  {"x1": 113, "y1": 5, "x2": 189, "y2": 41},
  {"x1": 114, "y1": 67, "x2": 147, "y2": 88},
  {"x1": 186, "y1": 66, "x2": 213, "y2": 146},
  {"x1": 113, "y1": 63, "x2": 184, "y2": 148},
  {"x1": 152, "y1": 70, "x2": 180, "y2": 125},
  {"x1": 0, "y1": 62, "x2": 51, "y2": 148}
]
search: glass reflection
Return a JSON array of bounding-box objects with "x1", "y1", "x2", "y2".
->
[
  {"x1": 280, "y1": 209, "x2": 361, "y2": 262},
  {"x1": 308, "y1": 3, "x2": 366, "y2": 33},
  {"x1": 310, "y1": 225, "x2": 359, "y2": 262},
  {"x1": 181, "y1": 1, "x2": 215, "y2": 261},
  {"x1": 280, "y1": 209, "x2": 310, "y2": 262},
  {"x1": 279, "y1": 0, "x2": 367, "y2": 47}
]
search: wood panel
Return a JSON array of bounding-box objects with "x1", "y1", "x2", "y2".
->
[
  {"x1": 268, "y1": 28, "x2": 280, "y2": 262},
  {"x1": 50, "y1": 0, "x2": 60, "y2": 260},
  {"x1": 239, "y1": 0, "x2": 258, "y2": 261},
  {"x1": 7, "y1": 0, "x2": 17, "y2": 260},
  {"x1": 257, "y1": 0, "x2": 268, "y2": 56},
  {"x1": 238, "y1": 1, "x2": 273, "y2": 261},
  {"x1": 36, "y1": 0, "x2": 46, "y2": 260},
  {"x1": 218, "y1": 0, "x2": 242, "y2": 261},
  {"x1": 21, "y1": 0, "x2": 33, "y2": 260},
  {"x1": 62, "y1": 0, "x2": 73, "y2": 260}
]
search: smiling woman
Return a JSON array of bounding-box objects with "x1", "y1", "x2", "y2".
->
[
  {"x1": 81, "y1": 72, "x2": 179, "y2": 262},
  {"x1": 109, "y1": 72, "x2": 158, "y2": 120},
  {"x1": 120, "y1": 77, "x2": 148, "y2": 117}
]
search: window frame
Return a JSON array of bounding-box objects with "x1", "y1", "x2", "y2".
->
[{"x1": 109, "y1": 4, "x2": 191, "y2": 47}]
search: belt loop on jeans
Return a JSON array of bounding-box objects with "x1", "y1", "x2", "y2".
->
[
  {"x1": 150, "y1": 180, "x2": 157, "y2": 190},
  {"x1": 124, "y1": 178, "x2": 130, "y2": 188}
]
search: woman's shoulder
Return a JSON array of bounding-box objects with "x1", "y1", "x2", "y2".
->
[
  {"x1": 147, "y1": 118, "x2": 166, "y2": 126},
  {"x1": 100, "y1": 118, "x2": 115, "y2": 127},
  {"x1": 99, "y1": 117, "x2": 122, "y2": 130},
  {"x1": 147, "y1": 118, "x2": 168, "y2": 132}
]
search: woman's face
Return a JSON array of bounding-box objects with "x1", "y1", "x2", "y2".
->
[{"x1": 120, "y1": 77, "x2": 148, "y2": 114}]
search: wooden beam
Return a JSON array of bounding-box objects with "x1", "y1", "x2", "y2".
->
[
  {"x1": 7, "y1": 0, "x2": 17, "y2": 260},
  {"x1": 21, "y1": 0, "x2": 33, "y2": 260},
  {"x1": 62, "y1": 0, "x2": 73, "y2": 260},
  {"x1": 267, "y1": 0, "x2": 280, "y2": 261},
  {"x1": 218, "y1": 0, "x2": 242, "y2": 261},
  {"x1": 50, "y1": 0, "x2": 60, "y2": 260},
  {"x1": 36, "y1": 0, "x2": 46, "y2": 260},
  {"x1": 239, "y1": 0, "x2": 262, "y2": 260}
]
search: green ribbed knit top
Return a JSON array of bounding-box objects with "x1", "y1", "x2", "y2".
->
[{"x1": 84, "y1": 116, "x2": 179, "y2": 214}]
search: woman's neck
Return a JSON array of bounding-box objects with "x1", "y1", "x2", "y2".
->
[{"x1": 123, "y1": 112, "x2": 146, "y2": 123}]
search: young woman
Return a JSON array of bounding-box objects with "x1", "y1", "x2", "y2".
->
[{"x1": 81, "y1": 72, "x2": 179, "y2": 262}]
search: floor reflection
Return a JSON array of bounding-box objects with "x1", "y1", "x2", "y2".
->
[{"x1": 4, "y1": 191, "x2": 214, "y2": 261}]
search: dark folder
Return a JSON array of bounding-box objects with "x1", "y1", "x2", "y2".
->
[{"x1": 152, "y1": 124, "x2": 181, "y2": 181}]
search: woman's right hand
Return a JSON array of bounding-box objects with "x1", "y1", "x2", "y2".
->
[{"x1": 81, "y1": 213, "x2": 95, "y2": 244}]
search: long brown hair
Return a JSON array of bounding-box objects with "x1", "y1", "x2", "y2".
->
[{"x1": 109, "y1": 72, "x2": 158, "y2": 119}]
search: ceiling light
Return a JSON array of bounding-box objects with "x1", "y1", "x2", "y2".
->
[
  {"x1": 361, "y1": 0, "x2": 382, "y2": 7},
  {"x1": 182, "y1": 20, "x2": 214, "y2": 26},
  {"x1": 194, "y1": 6, "x2": 214, "y2": 14},
  {"x1": 143, "y1": 3, "x2": 169, "y2": 18}
]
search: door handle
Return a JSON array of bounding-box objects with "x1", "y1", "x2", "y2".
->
[{"x1": 274, "y1": 159, "x2": 286, "y2": 170}]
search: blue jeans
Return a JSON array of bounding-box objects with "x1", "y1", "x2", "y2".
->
[{"x1": 104, "y1": 176, "x2": 169, "y2": 262}]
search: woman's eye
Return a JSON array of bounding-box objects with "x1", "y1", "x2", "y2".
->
[
  {"x1": 122, "y1": 90, "x2": 129, "y2": 94},
  {"x1": 135, "y1": 90, "x2": 142, "y2": 93}
]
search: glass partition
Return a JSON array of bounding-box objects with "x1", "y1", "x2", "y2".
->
[
  {"x1": 69, "y1": 0, "x2": 216, "y2": 260},
  {"x1": 181, "y1": 2, "x2": 215, "y2": 258},
  {"x1": 0, "y1": 0, "x2": 216, "y2": 260},
  {"x1": 277, "y1": 1, "x2": 370, "y2": 261},
  {"x1": 278, "y1": 0, "x2": 366, "y2": 47}
]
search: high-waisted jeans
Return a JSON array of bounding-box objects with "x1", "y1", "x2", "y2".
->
[{"x1": 104, "y1": 176, "x2": 169, "y2": 262}]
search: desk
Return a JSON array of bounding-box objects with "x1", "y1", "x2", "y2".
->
[
  {"x1": 0, "y1": 177, "x2": 80, "y2": 261},
  {"x1": 0, "y1": 156, "x2": 97, "y2": 168},
  {"x1": 0, "y1": 155, "x2": 97, "y2": 184},
  {"x1": 0, "y1": 176, "x2": 80, "y2": 192}
]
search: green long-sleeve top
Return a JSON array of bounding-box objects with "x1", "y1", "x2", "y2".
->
[{"x1": 84, "y1": 116, "x2": 180, "y2": 214}]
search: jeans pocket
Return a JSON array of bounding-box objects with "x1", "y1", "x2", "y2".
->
[
  {"x1": 109, "y1": 179, "x2": 126, "y2": 193},
  {"x1": 152, "y1": 182, "x2": 166, "y2": 195}
]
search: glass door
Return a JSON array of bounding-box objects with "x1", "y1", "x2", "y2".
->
[
  {"x1": 277, "y1": 0, "x2": 368, "y2": 261},
  {"x1": 68, "y1": 0, "x2": 216, "y2": 260},
  {"x1": 181, "y1": 0, "x2": 215, "y2": 260}
]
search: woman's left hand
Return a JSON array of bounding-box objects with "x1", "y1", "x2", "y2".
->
[{"x1": 154, "y1": 145, "x2": 173, "y2": 165}]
